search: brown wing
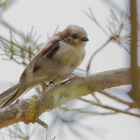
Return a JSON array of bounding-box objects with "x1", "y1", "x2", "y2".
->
[{"x1": 20, "y1": 38, "x2": 60, "y2": 81}]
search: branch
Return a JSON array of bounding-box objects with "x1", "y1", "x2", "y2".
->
[
  {"x1": 129, "y1": 0, "x2": 140, "y2": 106},
  {"x1": 0, "y1": 67, "x2": 140, "y2": 128}
]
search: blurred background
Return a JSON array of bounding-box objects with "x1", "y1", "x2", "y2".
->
[{"x1": 0, "y1": 0, "x2": 140, "y2": 140}]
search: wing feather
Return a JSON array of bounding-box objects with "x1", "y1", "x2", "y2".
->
[{"x1": 20, "y1": 37, "x2": 60, "y2": 81}]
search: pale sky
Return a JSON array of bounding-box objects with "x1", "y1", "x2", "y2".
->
[{"x1": 0, "y1": 0, "x2": 140, "y2": 140}]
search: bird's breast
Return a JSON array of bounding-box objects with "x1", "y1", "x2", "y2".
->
[{"x1": 53, "y1": 41, "x2": 85, "y2": 68}]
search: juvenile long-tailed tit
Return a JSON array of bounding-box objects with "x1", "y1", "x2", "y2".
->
[{"x1": 0, "y1": 25, "x2": 89, "y2": 108}]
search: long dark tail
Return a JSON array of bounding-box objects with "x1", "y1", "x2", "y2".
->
[{"x1": 0, "y1": 83, "x2": 27, "y2": 108}]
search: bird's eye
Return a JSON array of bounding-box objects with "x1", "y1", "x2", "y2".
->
[{"x1": 71, "y1": 33, "x2": 78, "y2": 39}]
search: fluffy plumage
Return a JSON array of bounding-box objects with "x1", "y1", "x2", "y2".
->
[{"x1": 0, "y1": 25, "x2": 88, "y2": 108}]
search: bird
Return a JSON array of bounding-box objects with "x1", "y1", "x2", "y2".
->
[{"x1": 0, "y1": 25, "x2": 89, "y2": 108}]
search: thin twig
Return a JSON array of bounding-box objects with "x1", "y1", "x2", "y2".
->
[
  {"x1": 36, "y1": 118, "x2": 48, "y2": 129},
  {"x1": 84, "y1": 7, "x2": 109, "y2": 36},
  {"x1": 98, "y1": 90, "x2": 133, "y2": 106},
  {"x1": 86, "y1": 37, "x2": 113, "y2": 75},
  {"x1": 79, "y1": 98, "x2": 140, "y2": 118},
  {"x1": 0, "y1": 18, "x2": 25, "y2": 38},
  {"x1": 61, "y1": 106, "x2": 117, "y2": 116}
]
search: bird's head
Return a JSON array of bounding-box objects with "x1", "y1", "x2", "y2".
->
[{"x1": 58, "y1": 25, "x2": 89, "y2": 47}]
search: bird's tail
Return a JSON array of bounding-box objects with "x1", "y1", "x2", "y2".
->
[{"x1": 0, "y1": 83, "x2": 26, "y2": 108}]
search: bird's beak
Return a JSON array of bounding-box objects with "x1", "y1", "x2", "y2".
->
[{"x1": 81, "y1": 37, "x2": 89, "y2": 42}]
